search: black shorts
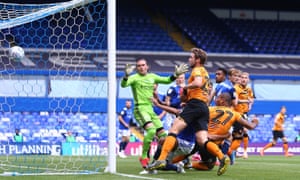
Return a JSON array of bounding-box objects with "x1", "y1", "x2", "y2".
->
[
  {"x1": 197, "y1": 143, "x2": 224, "y2": 165},
  {"x1": 179, "y1": 99, "x2": 209, "y2": 132},
  {"x1": 273, "y1": 130, "x2": 284, "y2": 140},
  {"x1": 232, "y1": 113, "x2": 248, "y2": 134},
  {"x1": 232, "y1": 121, "x2": 243, "y2": 134}
]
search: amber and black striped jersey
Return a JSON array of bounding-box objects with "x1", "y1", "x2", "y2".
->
[
  {"x1": 208, "y1": 106, "x2": 242, "y2": 145},
  {"x1": 187, "y1": 66, "x2": 210, "y2": 104},
  {"x1": 234, "y1": 84, "x2": 254, "y2": 114},
  {"x1": 272, "y1": 112, "x2": 285, "y2": 131}
]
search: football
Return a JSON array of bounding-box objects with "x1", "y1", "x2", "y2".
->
[{"x1": 9, "y1": 46, "x2": 25, "y2": 61}]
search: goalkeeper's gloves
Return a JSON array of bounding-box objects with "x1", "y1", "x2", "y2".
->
[
  {"x1": 174, "y1": 63, "x2": 189, "y2": 77},
  {"x1": 124, "y1": 64, "x2": 135, "y2": 77}
]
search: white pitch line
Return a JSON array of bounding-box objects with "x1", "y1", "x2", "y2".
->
[{"x1": 115, "y1": 172, "x2": 166, "y2": 180}]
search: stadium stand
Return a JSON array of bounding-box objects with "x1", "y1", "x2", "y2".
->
[
  {"x1": 1, "y1": 111, "x2": 299, "y2": 144},
  {"x1": 117, "y1": 0, "x2": 183, "y2": 51},
  {"x1": 0, "y1": 111, "x2": 113, "y2": 144},
  {"x1": 1, "y1": 0, "x2": 300, "y2": 145},
  {"x1": 145, "y1": 0, "x2": 300, "y2": 54},
  {"x1": 223, "y1": 19, "x2": 300, "y2": 54},
  {"x1": 4, "y1": 0, "x2": 300, "y2": 54}
]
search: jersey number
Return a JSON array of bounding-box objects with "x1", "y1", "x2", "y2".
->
[{"x1": 211, "y1": 109, "x2": 233, "y2": 126}]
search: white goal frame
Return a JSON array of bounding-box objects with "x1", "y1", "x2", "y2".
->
[{"x1": 107, "y1": 0, "x2": 117, "y2": 174}]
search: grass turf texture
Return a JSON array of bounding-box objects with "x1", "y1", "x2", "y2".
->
[{"x1": 1, "y1": 155, "x2": 299, "y2": 180}]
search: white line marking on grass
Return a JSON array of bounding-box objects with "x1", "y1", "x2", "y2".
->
[{"x1": 115, "y1": 173, "x2": 166, "y2": 180}]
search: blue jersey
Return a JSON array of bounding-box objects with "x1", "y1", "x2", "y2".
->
[
  {"x1": 177, "y1": 123, "x2": 195, "y2": 143},
  {"x1": 119, "y1": 107, "x2": 133, "y2": 130},
  {"x1": 215, "y1": 79, "x2": 236, "y2": 100},
  {"x1": 153, "y1": 93, "x2": 166, "y2": 116},
  {"x1": 166, "y1": 85, "x2": 182, "y2": 109},
  {"x1": 171, "y1": 108, "x2": 195, "y2": 143}
]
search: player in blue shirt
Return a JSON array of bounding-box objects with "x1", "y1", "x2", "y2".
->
[
  {"x1": 164, "y1": 74, "x2": 186, "y2": 132},
  {"x1": 209, "y1": 67, "x2": 237, "y2": 106},
  {"x1": 209, "y1": 67, "x2": 238, "y2": 164},
  {"x1": 118, "y1": 99, "x2": 134, "y2": 158},
  {"x1": 151, "y1": 94, "x2": 195, "y2": 174}
]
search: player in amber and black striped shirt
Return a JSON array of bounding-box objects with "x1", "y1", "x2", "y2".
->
[
  {"x1": 148, "y1": 48, "x2": 232, "y2": 176},
  {"x1": 193, "y1": 92, "x2": 258, "y2": 171},
  {"x1": 260, "y1": 106, "x2": 294, "y2": 157},
  {"x1": 228, "y1": 72, "x2": 255, "y2": 159}
]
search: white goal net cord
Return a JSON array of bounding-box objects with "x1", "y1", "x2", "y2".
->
[
  {"x1": 0, "y1": 0, "x2": 97, "y2": 30},
  {"x1": 0, "y1": 0, "x2": 114, "y2": 176}
]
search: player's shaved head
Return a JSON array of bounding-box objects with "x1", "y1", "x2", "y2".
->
[{"x1": 216, "y1": 92, "x2": 232, "y2": 106}]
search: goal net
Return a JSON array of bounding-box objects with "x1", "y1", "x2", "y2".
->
[{"x1": 0, "y1": 0, "x2": 113, "y2": 176}]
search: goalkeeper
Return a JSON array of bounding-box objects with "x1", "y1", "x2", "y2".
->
[{"x1": 121, "y1": 57, "x2": 188, "y2": 173}]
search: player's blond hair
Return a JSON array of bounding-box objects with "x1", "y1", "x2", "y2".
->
[{"x1": 228, "y1": 68, "x2": 241, "y2": 76}]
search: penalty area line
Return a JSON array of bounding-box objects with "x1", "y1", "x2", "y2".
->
[{"x1": 115, "y1": 172, "x2": 166, "y2": 180}]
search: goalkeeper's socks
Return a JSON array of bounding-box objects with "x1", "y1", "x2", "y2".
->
[{"x1": 141, "y1": 127, "x2": 156, "y2": 159}]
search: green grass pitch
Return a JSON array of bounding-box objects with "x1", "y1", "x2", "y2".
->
[{"x1": 1, "y1": 155, "x2": 300, "y2": 180}]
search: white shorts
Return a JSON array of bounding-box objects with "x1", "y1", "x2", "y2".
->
[
  {"x1": 118, "y1": 129, "x2": 130, "y2": 137},
  {"x1": 167, "y1": 137, "x2": 195, "y2": 161},
  {"x1": 163, "y1": 113, "x2": 176, "y2": 132}
]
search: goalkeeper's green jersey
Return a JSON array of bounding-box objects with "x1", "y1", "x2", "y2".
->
[{"x1": 121, "y1": 73, "x2": 173, "y2": 106}]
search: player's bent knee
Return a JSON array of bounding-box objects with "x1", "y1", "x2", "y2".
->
[{"x1": 146, "y1": 127, "x2": 156, "y2": 137}]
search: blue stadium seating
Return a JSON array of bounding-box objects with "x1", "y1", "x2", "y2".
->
[
  {"x1": 1, "y1": 111, "x2": 299, "y2": 144},
  {"x1": 247, "y1": 114, "x2": 300, "y2": 142},
  {"x1": 4, "y1": 0, "x2": 300, "y2": 54},
  {"x1": 223, "y1": 19, "x2": 300, "y2": 54},
  {"x1": 117, "y1": 0, "x2": 183, "y2": 51},
  {"x1": 0, "y1": 112, "x2": 116, "y2": 143}
]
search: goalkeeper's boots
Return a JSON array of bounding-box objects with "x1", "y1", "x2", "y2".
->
[
  {"x1": 217, "y1": 156, "x2": 230, "y2": 176},
  {"x1": 139, "y1": 169, "x2": 157, "y2": 175},
  {"x1": 146, "y1": 160, "x2": 167, "y2": 171},
  {"x1": 139, "y1": 157, "x2": 150, "y2": 169}
]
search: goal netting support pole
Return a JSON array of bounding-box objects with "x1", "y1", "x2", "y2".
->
[{"x1": 0, "y1": 0, "x2": 117, "y2": 176}]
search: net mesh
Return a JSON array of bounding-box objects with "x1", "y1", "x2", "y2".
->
[
  {"x1": 0, "y1": 0, "x2": 109, "y2": 176},
  {"x1": 0, "y1": 4, "x2": 53, "y2": 20}
]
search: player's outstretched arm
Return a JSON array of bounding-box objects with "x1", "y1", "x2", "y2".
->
[
  {"x1": 152, "y1": 97, "x2": 180, "y2": 115},
  {"x1": 238, "y1": 117, "x2": 259, "y2": 130}
]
